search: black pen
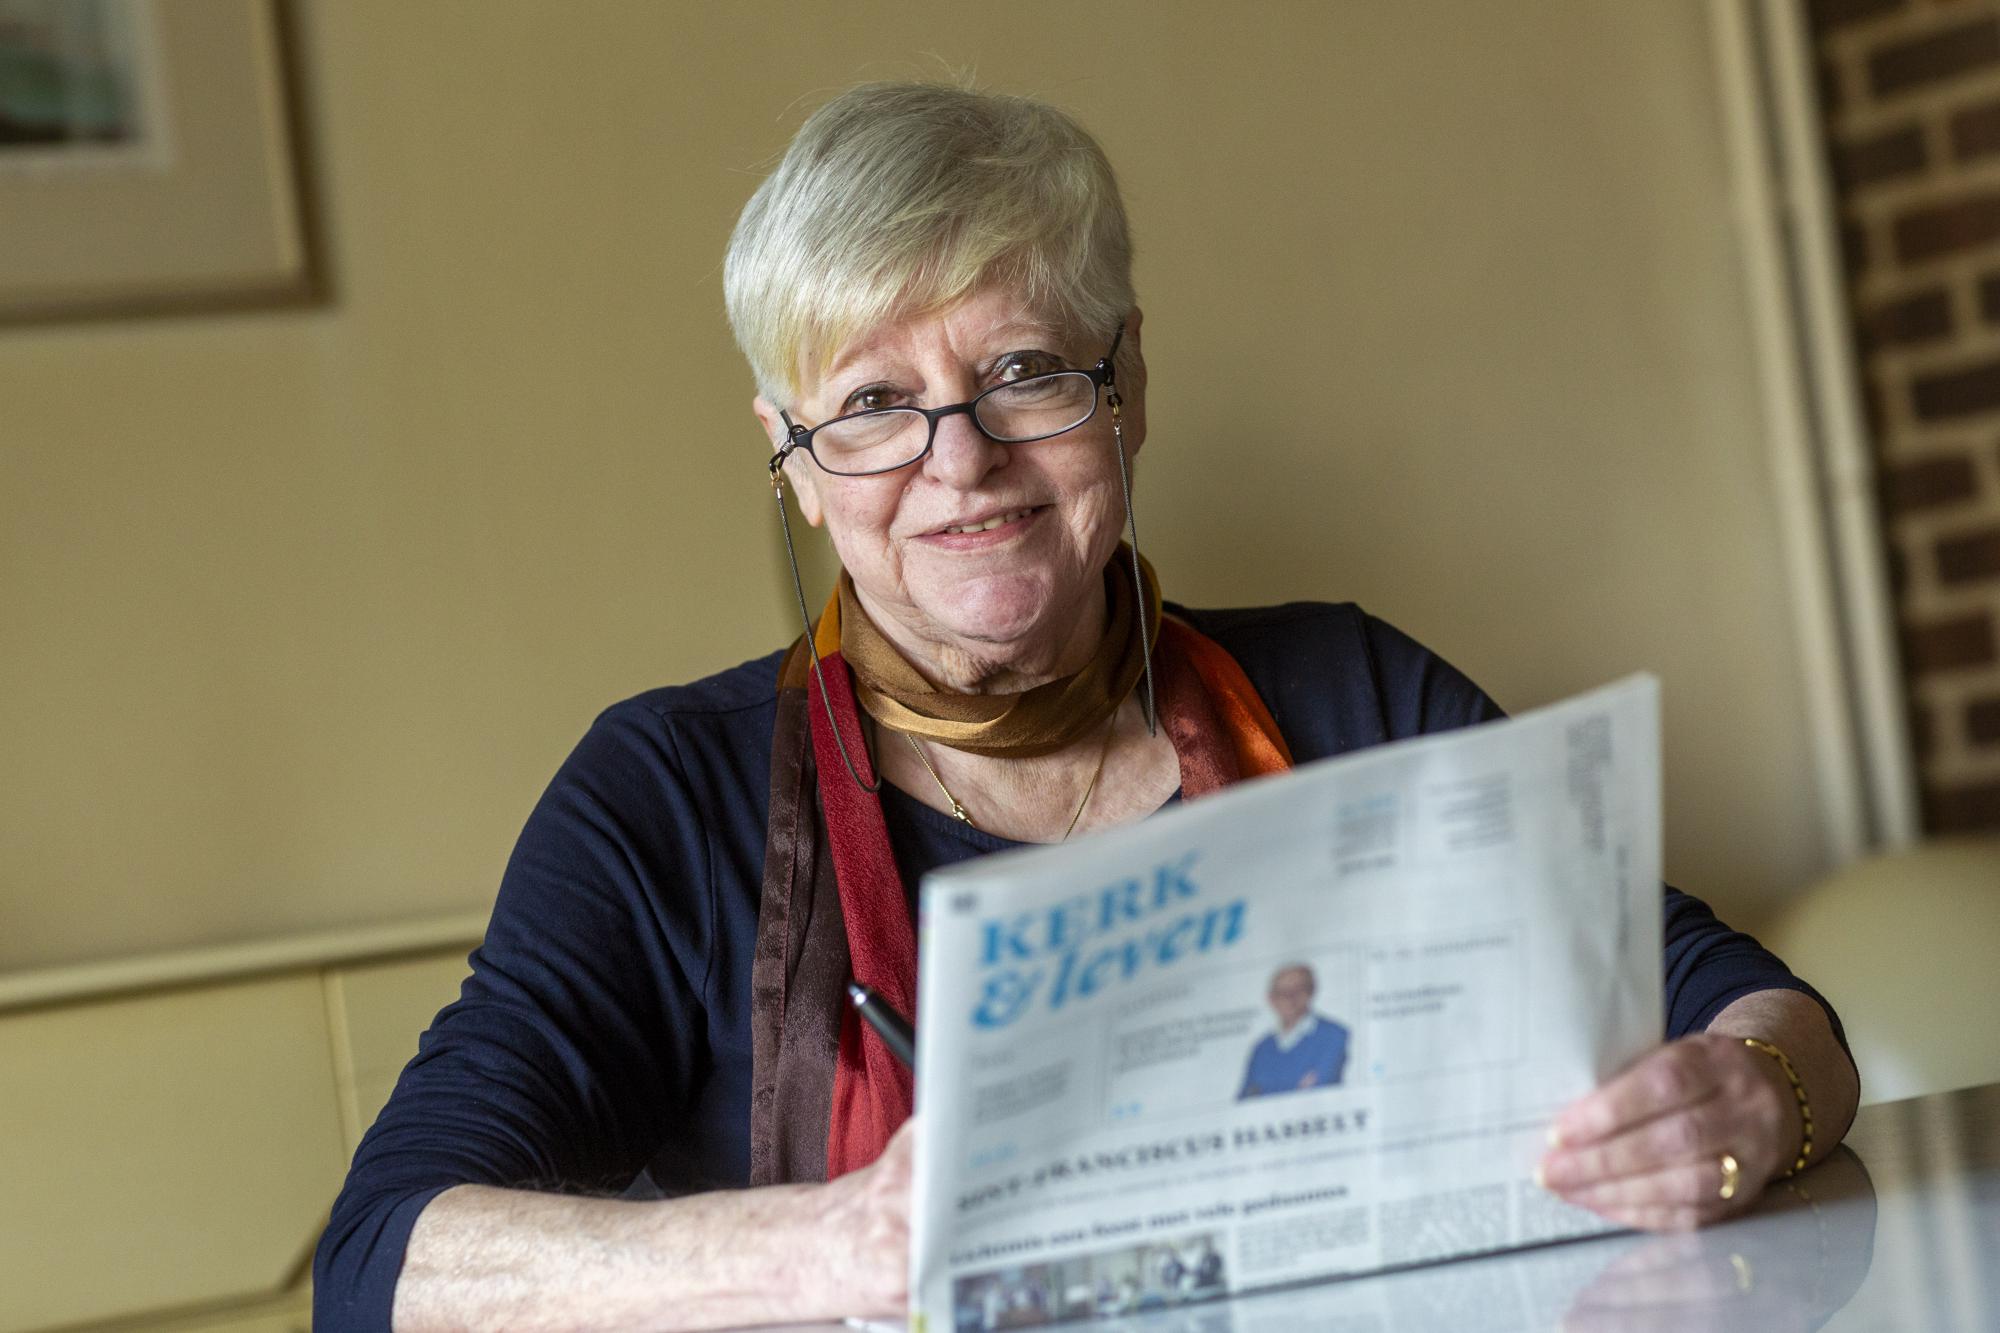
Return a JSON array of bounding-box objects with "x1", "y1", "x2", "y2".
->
[{"x1": 846, "y1": 981, "x2": 917, "y2": 1068}]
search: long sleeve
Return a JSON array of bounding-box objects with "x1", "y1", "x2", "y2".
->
[
  {"x1": 313, "y1": 699, "x2": 723, "y2": 1330},
  {"x1": 1661, "y1": 887, "x2": 1847, "y2": 1045},
  {"x1": 1354, "y1": 610, "x2": 1846, "y2": 1050}
]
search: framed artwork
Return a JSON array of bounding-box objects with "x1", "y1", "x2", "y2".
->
[{"x1": 0, "y1": 0, "x2": 314, "y2": 321}]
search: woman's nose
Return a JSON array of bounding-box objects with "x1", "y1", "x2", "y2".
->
[{"x1": 922, "y1": 407, "x2": 1009, "y2": 489}]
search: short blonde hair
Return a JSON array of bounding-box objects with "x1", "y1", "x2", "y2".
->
[{"x1": 724, "y1": 82, "x2": 1135, "y2": 407}]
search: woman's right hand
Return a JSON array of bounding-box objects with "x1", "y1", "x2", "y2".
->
[{"x1": 795, "y1": 1116, "x2": 918, "y2": 1316}]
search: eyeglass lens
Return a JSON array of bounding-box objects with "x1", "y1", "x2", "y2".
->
[{"x1": 811, "y1": 372, "x2": 1099, "y2": 475}]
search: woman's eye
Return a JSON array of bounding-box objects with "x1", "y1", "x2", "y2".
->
[
  {"x1": 995, "y1": 350, "x2": 1064, "y2": 383},
  {"x1": 844, "y1": 384, "x2": 902, "y2": 414}
]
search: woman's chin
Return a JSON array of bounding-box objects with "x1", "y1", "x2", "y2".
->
[
  {"x1": 932, "y1": 608, "x2": 1052, "y2": 660},
  {"x1": 918, "y1": 580, "x2": 1076, "y2": 666}
]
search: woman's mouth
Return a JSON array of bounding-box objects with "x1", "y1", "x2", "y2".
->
[
  {"x1": 938, "y1": 507, "x2": 1038, "y2": 535},
  {"x1": 920, "y1": 505, "x2": 1048, "y2": 547}
]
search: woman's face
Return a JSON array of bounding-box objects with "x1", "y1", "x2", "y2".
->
[{"x1": 756, "y1": 288, "x2": 1146, "y2": 686}]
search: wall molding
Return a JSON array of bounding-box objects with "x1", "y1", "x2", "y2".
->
[{"x1": 0, "y1": 910, "x2": 487, "y2": 1014}]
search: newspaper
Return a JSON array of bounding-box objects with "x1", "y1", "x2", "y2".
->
[{"x1": 904, "y1": 676, "x2": 1662, "y2": 1331}]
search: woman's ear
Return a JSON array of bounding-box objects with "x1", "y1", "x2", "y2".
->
[
  {"x1": 752, "y1": 394, "x2": 824, "y2": 526},
  {"x1": 1116, "y1": 308, "x2": 1148, "y2": 458}
]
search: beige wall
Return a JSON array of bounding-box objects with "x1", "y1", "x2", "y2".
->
[
  {"x1": 0, "y1": 921, "x2": 479, "y2": 1330},
  {"x1": 0, "y1": 1, "x2": 1829, "y2": 973}
]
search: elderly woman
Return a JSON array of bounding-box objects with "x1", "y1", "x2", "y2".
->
[{"x1": 314, "y1": 83, "x2": 1859, "y2": 1331}]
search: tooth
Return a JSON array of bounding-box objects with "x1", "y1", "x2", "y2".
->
[{"x1": 943, "y1": 509, "x2": 1032, "y2": 535}]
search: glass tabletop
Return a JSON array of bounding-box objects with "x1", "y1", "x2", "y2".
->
[{"x1": 756, "y1": 1078, "x2": 2000, "y2": 1332}]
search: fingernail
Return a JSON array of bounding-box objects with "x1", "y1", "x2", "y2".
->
[
  {"x1": 1547, "y1": 1124, "x2": 1564, "y2": 1149},
  {"x1": 1533, "y1": 1162, "x2": 1547, "y2": 1189}
]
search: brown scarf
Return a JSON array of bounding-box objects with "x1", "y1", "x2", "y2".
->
[{"x1": 834, "y1": 551, "x2": 1162, "y2": 758}]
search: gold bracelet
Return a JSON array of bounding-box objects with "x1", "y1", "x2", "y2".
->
[{"x1": 1743, "y1": 1037, "x2": 1814, "y2": 1177}]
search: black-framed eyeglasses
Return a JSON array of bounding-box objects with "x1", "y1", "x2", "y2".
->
[{"x1": 769, "y1": 323, "x2": 1126, "y2": 480}]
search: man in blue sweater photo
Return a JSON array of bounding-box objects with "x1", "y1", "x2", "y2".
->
[{"x1": 1238, "y1": 963, "x2": 1351, "y2": 1099}]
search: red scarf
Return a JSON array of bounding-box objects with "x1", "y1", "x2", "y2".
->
[{"x1": 802, "y1": 617, "x2": 1292, "y2": 1176}]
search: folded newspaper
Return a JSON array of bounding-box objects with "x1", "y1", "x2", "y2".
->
[{"x1": 904, "y1": 675, "x2": 1662, "y2": 1331}]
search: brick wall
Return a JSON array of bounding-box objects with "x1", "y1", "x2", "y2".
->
[{"x1": 1814, "y1": 0, "x2": 2000, "y2": 831}]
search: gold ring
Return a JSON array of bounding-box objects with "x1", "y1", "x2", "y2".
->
[{"x1": 1718, "y1": 1152, "x2": 1741, "y2": 1201}]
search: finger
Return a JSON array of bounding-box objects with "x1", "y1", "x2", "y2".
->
[
  {"x1": 1562, "y1": 1287, "x2": 1771, "y2": 1333},
  {"x1": 1584, "y1": 1233, "x2": 1704, "y2": 1278},
  {"x1": 1559, "y1": 1159, "x2": 1740, "y2": 1212},
  {"x1": 1562, "y1": 1308, "x2": 1711, "y2": 1333},
  {"x1": 1542, "y1": 1094, "x2": 1728, "y2": 1189},
  {"x1": 1571, "y1": 1250, "x2": 1748, "y2": 1307},
  {"x1": 860, "y1": 1117, "x2": 919, "y2": 1205},
  {"x1": 1554, "y1": 1042, "x2": 1723, "y2": 1147},
  {"x1": 1590, "y1": 1200, "x2": 1734, "y2": 1233}
]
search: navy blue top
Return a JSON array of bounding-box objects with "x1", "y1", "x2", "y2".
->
[{"x1": 312, "y1": 603, "x2": 1843, "y2": 1330}]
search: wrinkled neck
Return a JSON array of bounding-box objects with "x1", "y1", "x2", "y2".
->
[{"x1": 853, "y1": 579, "x2": 1110, "y2": 696}]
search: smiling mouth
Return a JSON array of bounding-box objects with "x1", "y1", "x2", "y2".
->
[{"x1": 935, "y1": 506, "x2": 1042, "y2": 536}]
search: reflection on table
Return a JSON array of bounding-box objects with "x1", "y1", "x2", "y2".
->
[{"x1": 864, "y1": 1078, "x2": 1997, "y2": 1333}]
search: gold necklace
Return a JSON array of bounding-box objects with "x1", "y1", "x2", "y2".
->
[{"x1": 904, "y1": 715, "x2": 1117, "y2": 840}]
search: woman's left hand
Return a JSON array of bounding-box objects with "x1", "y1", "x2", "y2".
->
[{"x1": 1538, "y1": 1033, "x2": 1802, "y2": 1232}]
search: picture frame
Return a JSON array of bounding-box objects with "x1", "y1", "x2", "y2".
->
[{"x1": 0, "y1": 0, "x2": 315, "y2": 322}]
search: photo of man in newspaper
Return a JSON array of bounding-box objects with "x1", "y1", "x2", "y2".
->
[{"x1": 1237, "y1": 963, "x2": 1351, "y2": 1099}]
